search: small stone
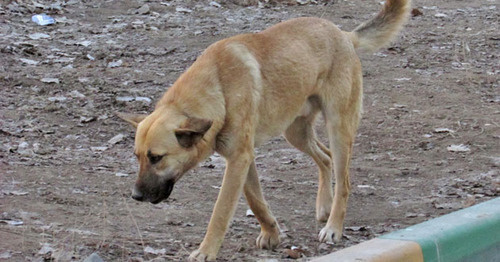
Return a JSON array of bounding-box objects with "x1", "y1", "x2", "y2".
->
[
  {"x1": 209, "y1": 1, "x2": 222, "y2": 8},
  {"x1": 108, "y1": 134, "x2": 125, "y2": 145},
  {"x1": 17, "y1": 142, "x2": 33, "y2": 156},
  {"x1": 107, "y1": 59, "x2": 123, "y2": 68},
  {"x1": 77, "y1": 40, "x2": 92, "y2": 47},
  {"x1": 283, "y1": 249, "x2": 301, "y2": 259},
  {"x1": 135, "y1": 96, "x2": 151, "y2": 103},
  {"x1": 37, "y1": 243, "x2": 53, "y2": 255},
  {"x1": 447, "y1": 144, "x2": 470, "y2": 153},
  {"x1": 418, "y1": 141, "x2": 435, "y2": 150},
  {"x1": 489, "y1": 157, "x2": 500, "y2": 167},
  {"x1": 48, "y1": 96, "x2": 67, "y2": 102},
  {"x1": 246, "y1": 209, "x2": 255, "y2": 217},
  {"x1": 19, "y1": 58, "x2": 39, "y2": 65},
  {"x1": 115, "y1": 173, "x2": 129, "y2": 177},
  {"x1": 41, "y1": 78, "x2": 60, "y2": 84},
  {"x1": 411, "y1": 8, "x2": 423, "y2": 17},
  {"x1": 144, "y1": 246, "x2": 166, "y2": 255},
  {"x1": 0, "y1": 220, "x2": 24, "y2": 226},
  {"x1": 69, "y1": 90, "x2": 85, "y2": 98},
  {"x1": 116, "y1": 96, "x2": 134, "y2": 102},
  {"x1": 176, "y1": 7, "x2": 193, "y2": 13},
  {"x1": 136, "y1": 4, "x2": 150, "y2": 15},
  {"x1": 80, "y1": 116, "x2": 96, "y2": 123},
  {"x1": 28, "y1": 33, "x2": 50, "y2": 40},
  {"x1": 0, "y1": 251, "x2": 12, "y2": 259},
  {"x1": 434, "y1": 128, "x2": 455, "y2": 133},
  {"x1": 91, "y1": 146, "x2": 108, "y2": 152},
  {"x1": 83, "y1": 253, "x2": 104, "y2": 262}
]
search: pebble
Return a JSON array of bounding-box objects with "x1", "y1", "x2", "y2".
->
[
  {"x1": 28, "y1": 33, "x2": 50, "y2": 40},
  {"x1": 41, "y1": 78, "x2": 60, "y2": 84},
  {"x1": 136, "y1": 4, "x2": 150, "y2": 15},
  {"x1": 108, "y1": 133, "x2": 125, "y2": 145},
  {"x1": 83, "y1": 253, "x2": 104, "y2": 262},
  {"x1": 107, "y1": 59, "x2": 123, "y2": 68}
]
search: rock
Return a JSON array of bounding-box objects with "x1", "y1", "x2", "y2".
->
[
  {"x1": 77, "y1": 40, "x2": 92, "y2": 47},
  {"x1": 108, "y1": 134, "x2": 125, "y2": 145},
  {"x1": 115, "y1": 173, "x2": 129, "y2": 177},
  {"x1": 136, "y1": 4, "x2": 150, "y2": 15},
  {"x1": 489, "y1": 157, "x2": 500, "y2": 167},
  {"x1": 28, "y1": 33, "x2": 50, "y2": 40},
  {"x1": 107, "y1": 59, "x2": 123, "y2": 68},
  {"x1": 246, "y1": 209, "x2": 255, "y2": 217},
  {"x1": 19, "y1": 58, "x2": 39, "y2": 65},
  {"x1": 411, "y1": 8, "x2": 423, "y2": 17},
  {"x1": 37, "y1": 243, "x2": 54, "y2": 255},
  {"x1": 41, "y1": 78, "x2": 60, "y2": 84},
  {"x1": 17, "y1": 142, "x2": 33, "y2": 156},
  {"x1": 0, "y1": 251, "x2": 12, "y2": 259},
  {"x1": 447, "y1": 144, "x2": 470, "y2": 152},
  {"x1": 69, "y1": 90, "x2": 85, "y2": 98},
  {"x1": 48, "y1": 96, "x2": 67, "y2": 102},
  {"x1": 116, "y1": 96, "x2": 134, "y2": 102},
  {"x1": 0, "y1": 220, "x2": 24, "y2": 226},
  {"x1": 418, "y1": 141, "x2": 435, "y2": 150},
  {"x1": 176, "y1": 7, "x2": 193, "y2": 13},
  {"x1": 283, "y1": 248, "x2": 301, "y2": 259},
  {"x1": 135, "y1": 96, "x2": 151, "y2": 103},
  {"x1": 346, "y1": 226, "x2": 368, "y2": 231},
  {"x1": 210, "y1": 1, "x2": 222, "y2": 8},
  {"x1": 144, "y1": 246, "x2": 166, "y2": 255},
  {"x1": 83, "y1": 252, "x2": 104, "y2": 262},
  {"x1": 90, "y1": 146, "x2": 108, "y2": 152},
  {"x1": 80, "y1": 116, "x2": 96, "y2": 123},
  {"x1": 434, "y1": 128, "x2": 455, "y2": 133},
  {"x1": 318, "y1": 243, "x2": 331, "y2": 252}
]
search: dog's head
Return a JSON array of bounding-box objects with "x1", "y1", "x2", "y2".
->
[{"x1": 116, "y1": 110, "x2": 212, "y2": 204}]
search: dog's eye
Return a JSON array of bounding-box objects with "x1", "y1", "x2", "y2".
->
[{"x1": 148, "y1": 154, "x2": 164, "y2": 165}]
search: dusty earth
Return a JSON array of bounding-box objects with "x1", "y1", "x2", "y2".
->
[{"x1": 0, "y1": 0, "x2": 499, "y2": 261}]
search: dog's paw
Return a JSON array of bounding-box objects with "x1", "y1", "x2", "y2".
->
[
  {"x1": 318, "y1": 225, "x2": 342, "y2": 243},
  {"x1": 188, "y1": 249, "x2": 216, "y2": 262},
  {"x1": 256, "y1": 230, "x2": 280, "y2": 250}
]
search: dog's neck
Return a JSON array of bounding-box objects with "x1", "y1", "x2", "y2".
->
[{"x1": 157, "y1": 56, "x2": 227, "y2": 161}]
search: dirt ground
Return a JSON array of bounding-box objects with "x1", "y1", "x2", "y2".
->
[{"x1": 1, "y1": 0, "x2": 498, "y2": 261}]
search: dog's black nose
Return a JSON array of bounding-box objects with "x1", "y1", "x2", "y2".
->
[
  {"x1": 131, "y1": 188, "x2": 144, "y2": 202},
  {"x1": 131, "y1": 193, "x2": 144, "y2": 201}
]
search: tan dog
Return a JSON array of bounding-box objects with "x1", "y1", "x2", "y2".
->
[{"x1": 117, "y1": 0, "x2": 410, "y2": 260}]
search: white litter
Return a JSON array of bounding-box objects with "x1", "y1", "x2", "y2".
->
[{"x1": 447, "y1": 144, "x2": 470, "y2": 152}]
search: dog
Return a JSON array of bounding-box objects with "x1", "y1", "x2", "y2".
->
[{"x1": 117, "y1": 0, "x2": 410, "y2": 260}]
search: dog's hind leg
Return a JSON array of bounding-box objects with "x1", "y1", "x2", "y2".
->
[
  {"x1": 244, "y1": 161, "x2": 280, "y2": 249},
  {"x1": 318, "y1": 88, "x2": 361, "y2": 243},
  {"x1": 284, "y1": 113, "x2": 333, "y2": 222}
]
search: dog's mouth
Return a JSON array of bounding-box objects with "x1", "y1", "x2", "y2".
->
[
  {"x1": 149, "y1": 179, "x2": 175, "y2": 204},
  {"x1": 132, "y1": 179, "x2": 175, "y2": 204}
]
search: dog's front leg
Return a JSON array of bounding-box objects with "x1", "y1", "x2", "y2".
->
[{"x1": 189, "y1": 153, "x2": 253, "y2": 261}]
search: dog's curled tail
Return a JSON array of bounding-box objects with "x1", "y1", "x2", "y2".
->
[{"x1": 348, "y1": 0, "x2": 411, "y2": 52}]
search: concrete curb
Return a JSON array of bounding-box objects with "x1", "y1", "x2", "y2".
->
[{"x1": 312, "y1": 197, "x2": 500, "y2": 262}]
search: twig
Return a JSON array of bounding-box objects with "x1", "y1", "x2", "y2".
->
[{"x1": 122, "y1": 196, "x2": 145, "y2": 248}]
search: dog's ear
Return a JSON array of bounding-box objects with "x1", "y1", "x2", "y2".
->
[
  {"x1": 175, "y1": 117, "x2": 212, "y2": 148},
  {"x1": 115, "y1": 112, "x2": 147, "y2": 128}
]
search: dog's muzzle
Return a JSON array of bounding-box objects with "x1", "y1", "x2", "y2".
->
[{"x1": 131, "y1": 179, "x2": 175, "y2": 204}]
